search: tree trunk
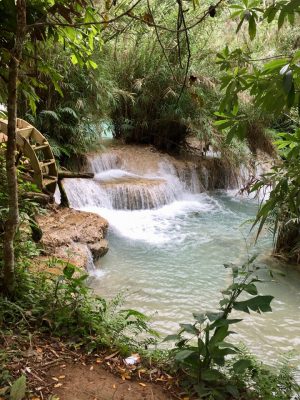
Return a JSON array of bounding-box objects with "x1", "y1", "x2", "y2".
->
[{"x1": 2, "y1": 0, "x2": 26, "y2": 295}]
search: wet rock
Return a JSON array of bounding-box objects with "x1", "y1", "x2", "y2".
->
[
  {"x1": 88, "y1": 239, "x2": 109, "y2": 261},
  {"x1": 36, "y1": 207, "x2": 109, "y2": 270}
]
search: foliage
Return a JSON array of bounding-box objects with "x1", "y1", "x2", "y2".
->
[
  {"x1": 164, "y1": 256, "x2": 299, "y2": 399},
  {"x1": 229, "y1": 348, "x2": 300, "y2": 400},
  {"x1": 0, "y1": 260, "x2": 157, "y2": 352},
  {"x1": 213, "y1": 0, "x2": 300, "y2": 259},
  {"x1": 250, "y1": 128, "x2": 300, "y2": 260},
  {"x1": 0, "y1": 149, "x2": 41, "y2": 287},
  {"x1": 103, "y1": 7, "x2": 223, "y2": 153}
]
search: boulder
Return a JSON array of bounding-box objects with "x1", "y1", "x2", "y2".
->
[{"x1": 36, "y1": 207, "x2": 109, "y2": 270}]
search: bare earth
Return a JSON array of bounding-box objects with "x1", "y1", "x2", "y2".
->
[{"x1": 51, "y1": 363, "x2": 173, "y2": 400}]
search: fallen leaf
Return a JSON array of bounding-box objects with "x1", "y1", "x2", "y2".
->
[
  {"x1": 54, "y1": 383, "x2": 63, "y2": 388},
  {"x1": 58, "y1": 376, "x2": 65, "y2": 380},
  {"x1": 105, "y1": 351, "x2": 120, "y2": 360}
]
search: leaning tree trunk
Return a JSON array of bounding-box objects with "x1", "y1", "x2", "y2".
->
[{"x1": 2, "y1": 0, "x2": 27, "y2": 295}]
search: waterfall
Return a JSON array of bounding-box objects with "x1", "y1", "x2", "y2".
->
[
  {"x1": 63, "y1": 170, "x2": 180, "y2": 210},
  {"x1": 63, "y1": 178, "x2": 112, "y2": 208},
  {"x1": 62, "y1": 149, "x2": 245, "y2": 211},
  {"x1": 87, "y1": 153, "x2": 120, "y2": 173},
  {"x1": 102, "y1": 179, "x2": 179, "y2": 210}
]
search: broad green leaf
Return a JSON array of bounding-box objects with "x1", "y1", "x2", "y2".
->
[
  {"x1": 264, "y1": 59, "x2": 290, "y2": 71},
  {"x1": 243, "y1": 283, "x2": 258, "y2": 295},
  {"x1": 163, "y1": 334, "x2": 182, "y2": 342},
  {"x1": 233, "y1": 295, "x2": 274, "y2": 314},
  {"x1": 278, "y1": 10, "x2": 286, "y2": 29},
  {"x1": 63, "y1": 263, "x2": 75, "y2": 279},
  {"x1": 232, "y1": 359, "x2": 252, "y2": 373},
  {"x1": 201, "y1": 369, "x2": 224, "y2": 381},
  {"x1": 179, "y1": 323, "x2": 198, "y2": 335},
  {"x1": 248, "y1": 15, "x2": 256, "y2": 40},
  {"x1": 193, "y1": 312, "x2": 206, "y2": 323},
  {"x1": 71, "y1": 54, "x2": 78, "y2": 65},
  {"x1": 10, "y1": 375, "x2": 26, "y2": 400},
  {"x1": 174, "y1": 349, "x2": 195, "y2": 361}
]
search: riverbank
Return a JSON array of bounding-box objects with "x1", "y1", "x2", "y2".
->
[{"x1": 0, "y1": 331, "x2": 175, "y2": 400}]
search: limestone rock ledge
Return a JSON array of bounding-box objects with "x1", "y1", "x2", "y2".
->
[{"x1": 36, "y1": 207, "x2": 109, "y2": 272}]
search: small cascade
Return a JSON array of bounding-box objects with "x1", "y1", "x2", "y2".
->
[
  {"x1": 63, "y1": 178, "x2": 111, "y2": 209},
  {"x1": 86, "y1": 246, "x2": 96, "y2": 271},
  {"x1": 103, "y1": 179, "x2": 179, "y2": 210},
  {"x1": 96, "y1": 168, "x2": 180, "y2": 210},
  {"x1": 87, "y1": 153, "x2": 120, "y2": 173},
  {"x1": 175, "y1": 164, "x2": 204, "y2": 193}
]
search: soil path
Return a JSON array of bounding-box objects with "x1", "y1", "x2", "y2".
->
[{"x1": 51, "y1": 363, "x2": 173, "y2": 400}]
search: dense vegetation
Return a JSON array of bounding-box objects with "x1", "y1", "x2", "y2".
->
[{"x1": 1, "y1": 0, "x2": 300, "y2": 399}]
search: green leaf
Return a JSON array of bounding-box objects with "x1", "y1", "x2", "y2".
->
[
  {"x1": 232, "y1": 358, "x2": 252, "y2": 373},
  {"x1": 278, "y1": 10, "x2": 286, "y2": 29},
  {"x1": 193, "y1": 312, "x2": 206, "y2": 323},
  {"x1": 211, "y1": 318, "x2": 243, "y2": 329},
  {"x1": 243, "y1": 283, "x2": 258, "y2": 295},
  {"x1": 163, "y1": 334, "x2": 181, "y2": 342},
  {"x1": 214, "y1": 119, "x2": 231, "y2": 127},
  {"x1": 264, "y1": 58, "x2": 290, "y2": 71},
  {"x1": 87, "y1": 60, "x2": 98, "y2": 69},
  {"x1": 174, "y1": 349, "x2": 195, "y2": 361},
  {"x1": 209, "y1": 326, "x2": 230, "y2": 347},
  {"x1": 10, "y1": 375, "x2": 26, "y2": 400},
  {"x1": 233, "y1": 295, "x2": 274, "y2": 314},
  {"x1": 206, "y1": 312, "x2": 223, "y2": 321},
  {"x1": 248, "y1": 15, "x2": 256, "y2": 40},
  {"x1": 201, "y1": 369, "x2": 224, "y2": 381},
  {"x1": 70, "y1": 54, "x2": 78, "y2": 65},
  {"x1": 63, "y1": 263, "x2": 75, "y2": 279},
  {"x1": 236, "y1": 16, "x2": 245, "y2": 33},
  {"x1": 264, "y1": 6, "x2": 278, "y2": 22},
  {"x1": 179, "y1": 323, "x2": 198, "y2": 334}
]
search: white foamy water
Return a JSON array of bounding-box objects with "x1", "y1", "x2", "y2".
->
[{"x1": 62, "y1": 151, "x2": 300, "y2": 374}]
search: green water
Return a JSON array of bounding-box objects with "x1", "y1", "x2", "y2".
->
[{"x1": 84, "y1": 191, "x2": 300, "y2": 368}]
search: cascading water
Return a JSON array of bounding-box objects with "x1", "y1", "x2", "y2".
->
[
  {"x1": 87, "y1": 152, "x2": 120, "y2": 173},
  {"x1": 64, "y1": 152, "x2": 195, "y2": 210},
  {"x1": 62, "y1": 149, "x2": 300, "y2": 373}
]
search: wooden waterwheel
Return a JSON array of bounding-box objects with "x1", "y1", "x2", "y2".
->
[{"x1": 0, "y1": 118, "x2": 58, "y2": 194}]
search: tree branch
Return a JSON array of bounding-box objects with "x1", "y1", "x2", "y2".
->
[{"x1": 26, "y1": 0, "x2": 143, "y2": 30}]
